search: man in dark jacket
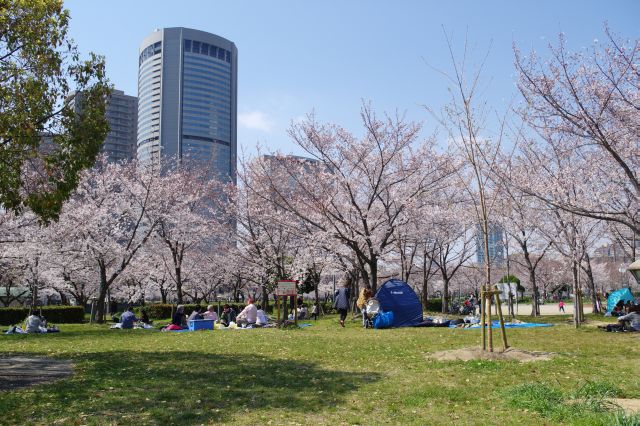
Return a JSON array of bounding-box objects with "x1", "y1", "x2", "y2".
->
[
  {"x1": 220, "y1": 305, "x2": 236, "y2": 326},
  {"x1": 334, "y1": 280, "x2": 351, "y2": 328}
]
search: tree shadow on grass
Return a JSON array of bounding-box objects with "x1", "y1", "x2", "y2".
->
[{"x1": 0, "y1": 351, "x2": 381, "y2": 424}]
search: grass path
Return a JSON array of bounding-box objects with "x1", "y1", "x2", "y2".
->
[{"x1": 1, "y1": 316, "x2": 639, "y2": 425}]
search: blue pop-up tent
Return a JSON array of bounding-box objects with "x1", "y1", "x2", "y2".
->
[
  {"x1": 607, "y1": 288, "x2": 635, "y2": 312},
  {"x1": 375, "y1": 279, "x2": 423, "y2": 327}
]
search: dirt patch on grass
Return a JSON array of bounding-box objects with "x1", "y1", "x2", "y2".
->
[
  {"x1": 428, "y1": 347, "x2": 554, "y2": 363},
  {"x1": 612, "y1": 398, "x2": 640, "y2": 414},
  {"x1": 0, "y1": 356, "x2": 73, "y2": 391}
]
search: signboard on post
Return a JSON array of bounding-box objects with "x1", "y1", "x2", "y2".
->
[
  {"x1": 497, "y1": 282, "x2": 517, "y2": 301},
  {"x1": 276, "y1": 280, "x2": 297, "y2": 296}
]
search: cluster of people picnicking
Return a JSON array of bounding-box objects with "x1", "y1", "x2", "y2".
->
[
  {"x1": 4, "y1": 313, "x2": 60, "y2": 334},
  {"x1": 601, "y1": 300, "x2": 640, "y2": 332},
  {"x1": 158, "y1": 298, "x2": 318, "y2": 331},
  {"x1": 109, "y1": 296, "x2": 323, "y2": 331},
  {"x1": 161, "y1": 301, "x2": 265, "y2": 330},
  {"x1": 110, "y1": 306, "x2": 153, "y2": 329}
]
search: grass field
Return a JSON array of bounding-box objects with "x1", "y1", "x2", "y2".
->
[{"x1": 1, "y1": 315, "x2": 639, "y2": 425}]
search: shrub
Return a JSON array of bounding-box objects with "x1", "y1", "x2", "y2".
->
[
  {"x1": 424, "y1": 298, "x2": 442, "y2": 312},
  {"x1": 0, "y1": 306, "x2": 85, "y2": 325},
  {"x1": 137, "y1": 304, "x2": 173, "y2": 320}
]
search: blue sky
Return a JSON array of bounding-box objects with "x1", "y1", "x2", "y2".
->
[{"x1": 64, "y1": 0, "x2": 639, "y2": 156}]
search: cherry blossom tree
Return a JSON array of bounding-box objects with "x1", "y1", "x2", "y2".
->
[
  {"x1": 514, "y1": 28, "x2": 639, "y2": 235},
  {"x1": 245, "y1": 105, "x2": 453, "y2": 292},
  {"x1": 143, "y1": 164, "x2": 222, "y2": 304},
  {"x1": 53, "y1": 159, "x2": 162, "y2": 322}
]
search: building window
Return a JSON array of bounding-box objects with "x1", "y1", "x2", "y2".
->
[
  {"x1": 209, "y1": 45, "x2": 217, "y2": 57},
  {"x1": 201, "y1": 43, "x2": 209, "y2": 55},
  {"x1": 192, "y1": 41, "x2": 200, "y2": 53},
  {"x1": 225, "y1": 50, "x2": 231, "y2": 63},
  {"x1": 217, "y1": 48, "x2": 224, "y2": 60},
  {"x1": 184, "y1": 39, "x2": 191, "y2": 52}
]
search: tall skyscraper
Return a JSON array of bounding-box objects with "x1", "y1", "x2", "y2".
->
[
  {"x1": 137, "y1": 27, "x2": 237, "y2": 182},
  {"x1": 68, "y1": 89, "x2": 138, "y2": 163},
  {"x1": 476, "y1": 223, "x2": 505, "y2": 266}
]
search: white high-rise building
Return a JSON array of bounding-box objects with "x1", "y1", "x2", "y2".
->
[{"x1": 137, "y1": 27, "x2": 237, "y2": 182}]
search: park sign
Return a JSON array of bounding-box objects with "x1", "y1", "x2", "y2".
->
[
  {"x1": 496, "y1": 282, "x2": 518, "y2": 301},
  {"x1": 276, "y1": 280, "x2": 297, "y2": 296}
]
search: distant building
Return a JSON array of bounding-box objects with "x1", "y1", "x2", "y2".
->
[
  {"x1": 68, "y1": 89, "x2": 138, "y2": 163},
  {"x1": 260, "y1": 154, "x2": 323, "y2": 194},
  {"x1": 476, "y1": 223, "x2": 504, "y2": 266},
  {"x1": 137, "y1": 27, "x2": 237, "y2": 183},
  {"x1": 593, "y1": 241, "x2": 638, "y2": 263}
]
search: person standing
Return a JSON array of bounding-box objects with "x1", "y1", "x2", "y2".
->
[
  {"x1": 311, "y1": 302, "x2": 319, "y2": 321},
  {"x1": 334, "y1": 280, "x2": 351, "y2": 328},
  {"x1": 558, "y1": 300, "x2": 565, "y2": 313},
  {"x1": 356, "y1": 285, "x2": 373, "y2": 327}
]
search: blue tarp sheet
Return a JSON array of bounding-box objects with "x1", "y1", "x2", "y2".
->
[
  {"x1": 375, "y1": 279, "x2": 423, "y2": 327},
  {"x1": 607, "y1": 288, "x2": 634, "y2": 312},
  {"x1": 451, "y1": 320, "x2": 553, "y2": 329}
]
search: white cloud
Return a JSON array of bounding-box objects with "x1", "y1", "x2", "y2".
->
[{"x1": 238, "y1": 111, "x2": 274, "y2": 132}]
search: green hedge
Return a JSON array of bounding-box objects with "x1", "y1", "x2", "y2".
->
[
  {"x1": 424, "y1": 298, "x2": 443, "y2": 312},
  {"x1": 0, "y1": 306, "x2": 85, "y2": 325}
]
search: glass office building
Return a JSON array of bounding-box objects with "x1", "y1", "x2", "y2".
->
[
  {"x1": 68, "y1": 89, "x2": 138, "y2": 163},
  {"x1": 137, "y1": 28, "x2": 237, "y2": 182},
  {"x1": 476, "y1": 223, "x2": 505, "y2": 266}
]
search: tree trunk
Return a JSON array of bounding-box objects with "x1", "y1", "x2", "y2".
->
[
  {"x1": 442, "y1": 277, "x2": 450, "y2": 314},
  {"x1": 175, "y1": 265, "x2": 183, "y2": 304},
  {"x1": 262, "y1": 281, "x2": 269, "y2": 311},
  {"x1": 369, "y1": 256, "x2": 378, "y2": 293},
  {"x1": 572, "y1": 260, "x2": 580, "y2": 328},
  {"x1": 529, "y1": 267, "x2": 540, "y2": 317},
  {"x1": 93, "y1": 262, "x2": 109, "y2": 323},
  {"x1": 582, "y1": 254, "x2": 599, "y2": 314},
  {"x1": 314, "y1": 277, "x2": 319, "y2": 308},
  {"x1": 422, "y1": 253, "x2": 429, "y2": 309}
]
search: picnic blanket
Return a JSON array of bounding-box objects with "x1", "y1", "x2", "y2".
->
[{"x1": 451, "y1": 320, "x2": 553, "y2": 329}]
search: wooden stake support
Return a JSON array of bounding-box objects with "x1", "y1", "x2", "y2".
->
[{"x1": 479, "y1": 286, "x2": 509, "y2": 352}]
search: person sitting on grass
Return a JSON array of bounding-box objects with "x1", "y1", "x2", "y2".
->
[
  {"x1": 236, "y1": 298, "x2": 258, "y2": 327},
  {"x1": 120, "y1": 307, "x2": 138, "y2": 329},
  {"x1": 25, "y1": 313, "x2": 43, "y2": 333},
  {"x1": 618, "y1": 305, "x2": 640, "y2": 331},
  {"x1": 256, "y1": 305, "x2": 269, "y2": 326},
  {"x1": 297, "y1": 304, "x2": 308, "y2": 320},
  {"x1": 220, "y1": 305, "x2": 236, "y2": 327},
  {"x1": 140, "y1": 309, "x2": 152, "y2": 325},
  {"x1": 168, "y1": 305, "x2": 187, "y2": 329},
  {"x1": 202, "y1": 305, "x2": 218, "y2": 321},
  {"x1": 188, "y1": 306, "x2": 203, "y2": 323},
  {"x1": 602, "y1": 305, "x2": 640, "y2": 332},
  {"x1": 611, "y1": 300, "x2": 625, "y2": 317}
]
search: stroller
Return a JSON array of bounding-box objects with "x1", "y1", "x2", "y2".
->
[{"x1": 363, "y1": 298, "x2": 381, "y2": 329}]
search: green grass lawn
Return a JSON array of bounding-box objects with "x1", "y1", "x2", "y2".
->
[{"x1": 1, "y1": 315, "x2": 639, "y2": 425}]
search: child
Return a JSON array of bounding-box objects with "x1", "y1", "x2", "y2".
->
[{"x1": 558, "y1": 300, "x2": 565, "y2": 313}]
